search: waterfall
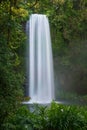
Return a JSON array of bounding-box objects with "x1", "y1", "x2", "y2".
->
[{"x1": 27, "y1": 14, "x2": 54, "y2": 104}]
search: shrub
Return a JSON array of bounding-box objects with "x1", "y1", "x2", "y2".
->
[{"x1": 3, "y1": 102, "x2": 87, "y2": 130}]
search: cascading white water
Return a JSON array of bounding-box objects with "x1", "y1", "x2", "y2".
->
[{"x1": 27, "y1": 14, "x2": 54, "y2": 104}]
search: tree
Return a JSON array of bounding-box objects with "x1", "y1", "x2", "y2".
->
[{"x1": 0, "y1": 0, "x2": 28, "y2": 128}]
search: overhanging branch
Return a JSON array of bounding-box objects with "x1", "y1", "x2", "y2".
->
[{"x1": 30, "y1": 0, "x2": 38, "y2": 9}]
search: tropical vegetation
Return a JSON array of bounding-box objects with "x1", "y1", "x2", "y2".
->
[{"x1": 0, "y1": 0, "x2": 87, "y2": 129}]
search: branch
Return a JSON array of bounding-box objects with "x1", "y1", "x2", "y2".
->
[
  {"x1": 30, "y1": 0, "x2": 38, "y2": 9},
  {"x1": 7, "y1": 1, "x2": 12, "y2": 45}
]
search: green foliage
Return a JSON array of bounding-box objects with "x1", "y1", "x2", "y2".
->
[
  {"x1": 4, "y1": 106, "x2": 33, "y2": 130},
  {"x1": 0, "y1": 0, "x2": 27, "y2": 129},
  {"x1": 44, "y1": 0, "x2": 87, "y2": 98},
  {"x1": 29, "y1": 0, "x2": 87, "y2": 56},
  {"x1": 3, "y1": 102, "x2": 87, "y2": 130},
  {"x1": 46, "y1": 102, "x2": 87, "y2": 130},
  {"x1": 0, "y1": 0, "x2": 87, "y2": 129}
]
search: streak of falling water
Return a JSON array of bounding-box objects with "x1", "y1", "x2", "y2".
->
[{"x1": 26, "y1": 14, "x2": 54, "y2": 104}]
